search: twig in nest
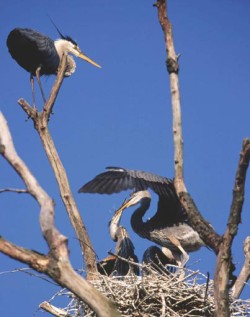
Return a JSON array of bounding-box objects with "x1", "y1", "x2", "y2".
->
[
  {"x1": 108, "y1": 251, "x2": 142, "y2": 269},
  {"x1": 57, "y1": 268, "x2": 250, "y2": 316}
]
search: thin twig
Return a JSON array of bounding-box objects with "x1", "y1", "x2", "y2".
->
[
  {"x1": 108, "y1": 251, "x2": 142, "y2": 268},
  {"x1": 0, "y1": 188, "x2": 29, "y2": 194},
  {"x1": 160, "y1": 293, "x2": 166, "y2": 316},
  {"x1": 0, "y1": 267, "x2": 58, "y2": 285},
  {"x1": 204, "y1": 272, "x2": 210, "y2": 303}
]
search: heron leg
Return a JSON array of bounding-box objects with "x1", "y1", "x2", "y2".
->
[
  {"x1": 167, "y1": 235, "x2": 189, "y2": 267},
  {"x1": 30, "y1": 74, "x2": 37, "y2": 109},
  {"x1": 167, "y1": 235, "x2": 189, "y2": 280},
  {"x1": 35, "y1": 66, "x2": 46, "y2": 104}
]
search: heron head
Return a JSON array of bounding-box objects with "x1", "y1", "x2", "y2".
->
[
  {"x1": 119, "y1": 190, "x2": 151, "y2": 210},
  {"x1": 50, "y1": 16, "x2": 101, "y2": 68},
  {"x1": 68, "y1": 40, "x2": 101, "y2": 68},
  {"x1": 109, "y1": 190, "x2": 150, "y2": 240},
  {"x1": 55, "y1": 38, "x2": 101, "y2": 68}
]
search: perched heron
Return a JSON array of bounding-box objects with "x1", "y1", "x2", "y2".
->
[
  {"x1": 79, "y1": 167, "x2": 205, "y2": 266},
  {"x1": 7, "y1": 27, "x2": 101, "y2": 104},
  {"x1": 97, "y1": 199, "x2": 139, "y2": 276}
]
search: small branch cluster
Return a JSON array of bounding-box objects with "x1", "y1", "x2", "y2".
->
[{"x1": 0, "y1": 54, "x2": 121, "y2": 316}]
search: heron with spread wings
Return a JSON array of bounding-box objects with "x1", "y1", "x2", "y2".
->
[{"x1": 79, "y1": 167, "x2": 205, "y2": 267}]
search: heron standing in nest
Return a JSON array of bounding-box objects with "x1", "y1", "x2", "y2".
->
[{"x1": 79, "y1": 167, "x2": 205, "y2": 267}]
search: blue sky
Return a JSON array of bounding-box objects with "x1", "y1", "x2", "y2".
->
[{"x1": 1, "y1": 1, "x2": 250, "y2": 315}]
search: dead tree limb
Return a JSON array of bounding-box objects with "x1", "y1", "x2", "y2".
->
[
  {"x1": 154, "y1": 0, "x2": 183, "y2": 187},
  {"x1": 232, "y1": 236, "x2": 250, "y2": 299},
  {"x1": 214, "y1": 139, "x2": 250, "y2": 316},
  {"x1": 40, "y1": 301, "x2": 73, "y2": 317},
  {"x1": 0, "y1": 112, "x2": 121, "y2": 317},
  {"x1": 18, "y1": 54, "x2": 97, "y2": 278},
  {"x1": 155, "y1": 0, "x2": 221, "y2": 253}
]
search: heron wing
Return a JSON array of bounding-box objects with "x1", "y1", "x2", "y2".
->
[
  {"x1": 147, "y1": 193, "x2": 187, "y2": 228},
  {"x1": 79, "y1": 166, "x2": 176, "y2": 199},
  {"x1": 7, "y1": 28, "x2": 59, "y2": 75},
  {"x1": 114, "y1": 227, "x2": 139, "y2": 276}
]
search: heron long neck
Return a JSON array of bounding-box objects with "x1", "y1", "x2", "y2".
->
[
  {"x1": 130, "y1": 197, "x2": 151, "y2": 238},
  {"x1": 54, "y1": 39, "x2": 76, "y2": 76},
  {"x1": 109, "y1": 208, "x2": 123, "y2": 242}
]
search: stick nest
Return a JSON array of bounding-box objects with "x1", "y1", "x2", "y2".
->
[{"x1": 51, "y1": 266, "x2": 250, "y2": 317}]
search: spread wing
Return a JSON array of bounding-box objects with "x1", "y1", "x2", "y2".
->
[{"x1": 78, "y1": 166, "x2": 177, "y2": 199}]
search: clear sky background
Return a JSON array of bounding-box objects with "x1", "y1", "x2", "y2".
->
[{"x1": 1, "y1": 1, "x2": 250, "y2": 316}]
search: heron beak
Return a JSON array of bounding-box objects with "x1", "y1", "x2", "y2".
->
[
  {"x1": 116, "y1": 196, "x2": 134, "y2": 213},
  {"x1": 78, "y1": 52, "x2": 101, "y2": 68},
  {"x1": 111, "y1": 199, "x2": 130, "y2": 223}
]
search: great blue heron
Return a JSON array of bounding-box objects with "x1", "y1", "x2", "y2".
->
[
  {"x1": 79, "y1": 167, "x2": 205, "y2": 266},
  {"x1": 7, "y1": 27, "x2": 101, "y2": 104},
  {"x1": 142, "y1": 245, "x2": 177, "y2": 275},
  {"x1": 97, "y1": 199, "x2": 139, "y2": 276}
]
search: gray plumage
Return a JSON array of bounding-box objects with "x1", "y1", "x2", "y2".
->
[
  {"x1": 97, "y1": 227, "x2": 139, "y2": 276},
  {"x1": 97, "y1": 198, "x2": 139, "y2": 277},
  {"x1": 79, "y1": 167, "x2": 205, "y2": 264},
  {"x1": 79, "y1": 166, "x2": 176, "y2": 198},
  {"x1": 142, "y1": 246, "x2": 177, "y2": 274}
]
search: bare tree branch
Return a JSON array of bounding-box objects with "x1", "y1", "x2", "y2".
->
[
  {"x1": 0, "y1": 188, "x2": 29, "y2": 193},
  {"x1": 155, "y1": 2, "x2": 250, "y2": 316},
  {"x1": 0, "y1": 237, "x2": 50, "y2": 271},
  {"x1": 40, "y1": 301, "x2": 73, "y2": 317},
  {"x1": 18, "y1": 54, "x2": 97, "y2": 278},
  {"x1": 154, "y1": 0, "x2": 183, "y2": 186},
  {"x1": 214, "y1": 139, "x2": 250, "y2": 316},
  {"x1": 0, "y1": 112, "x2": 121, "y2": 317},
  {"x1": 232, "y1": 236, "x2": 250, "y2": 299},
  {"x1": 155, "y1": 0, "x2": 221, "y2": 254}
]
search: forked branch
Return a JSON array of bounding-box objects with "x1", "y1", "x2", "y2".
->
[
  {"x1": 155, "y1": 1, "x2": 250, "y2": 316},
  {"x1": 0, "y1": 112, "x2": 121, "y2": 317},
  {"x1": 18, "y1": 54, "x2": 97, "y2": 278}
]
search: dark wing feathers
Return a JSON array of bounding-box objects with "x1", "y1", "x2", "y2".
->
[
  {"x1": 7, "y1": 28, "x2": 59, "y2": 75},
  {"x1": 79, "y1": 166, "x2": 176, "y2": 198}
]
